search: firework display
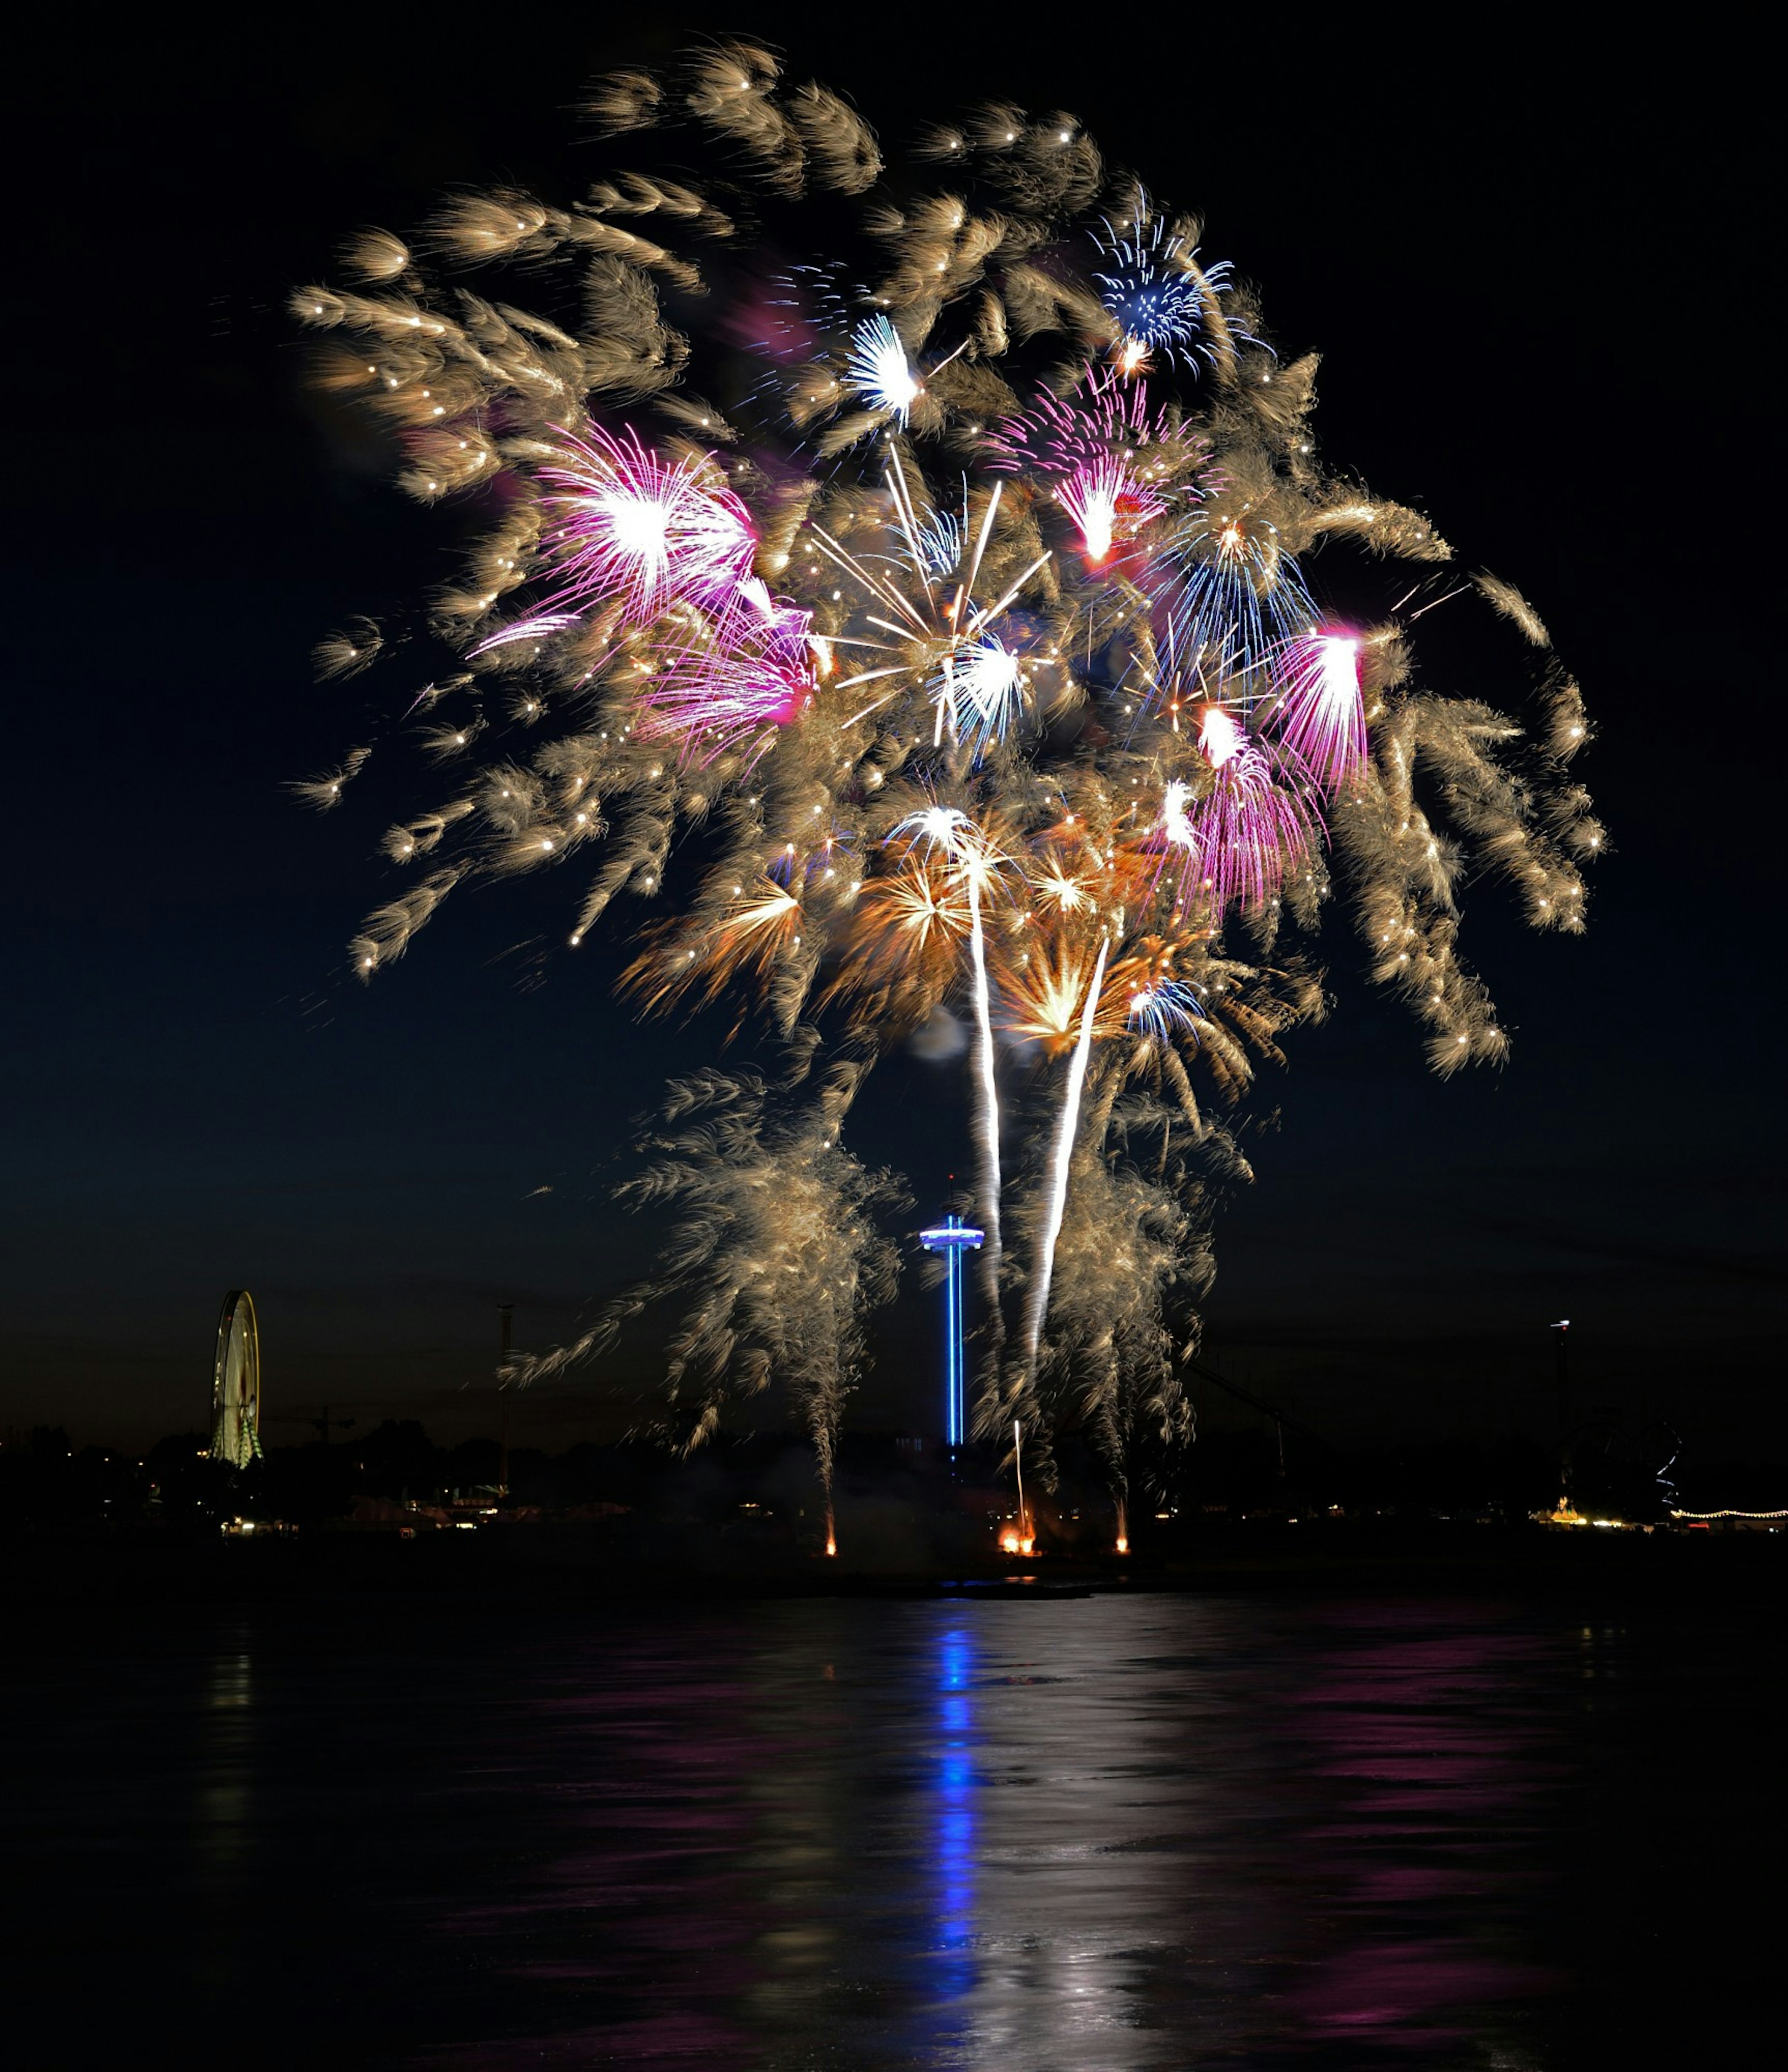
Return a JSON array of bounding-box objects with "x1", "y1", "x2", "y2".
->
[{"x1": 293, "y1": 43, "x2": 1597, "y2": 1536}]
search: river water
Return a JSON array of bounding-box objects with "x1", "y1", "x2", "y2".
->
[{"x1": 4, "y1": 1586, "x2": 1775, "y2": 2065}]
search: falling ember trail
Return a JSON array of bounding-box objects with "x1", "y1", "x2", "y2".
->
[
  {"x1": 1024, "y1": 933, "x2": 1109, "y2": 1381},
  {"x1": 966, "y1": 869, "x2": 1003, "y2": 1294}
]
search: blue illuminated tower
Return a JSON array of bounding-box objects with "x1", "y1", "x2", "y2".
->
[{"x1": 919, "y1": 1212, "x2": 984, "y2": 1448}]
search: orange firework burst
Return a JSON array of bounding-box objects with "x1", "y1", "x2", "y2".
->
[
  {"x1": 996, "y1": 925, "x2": 1112, "y2": 1051},
  {"x1": 622, "y1": 876, "x2": 806, "y2": 1019}
]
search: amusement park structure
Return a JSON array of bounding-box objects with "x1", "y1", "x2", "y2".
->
[
  {"x1": 918, "y1": 1213, "x2": 983, "y2": 1449},
  {"x1": 210, "y1": 1289, "x2": 263, "y2": 1469}
]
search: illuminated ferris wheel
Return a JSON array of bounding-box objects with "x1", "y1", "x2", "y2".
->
[{"x1": 210, "y1": 1289, "x2": 263, "y2": 1470}]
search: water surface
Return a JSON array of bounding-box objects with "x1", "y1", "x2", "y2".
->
[{"x1": 5, "y1": 1589, "x2": 1774, "y2": 2065}]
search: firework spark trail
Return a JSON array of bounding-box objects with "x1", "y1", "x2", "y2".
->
[
  {"x1": 965, "y1": 864, "x2": 1003, "y2": 1306},
  {"x1": 1024, "y1": 931, "x2": 1110, "y2": 1384},
  {"x1": 889, "y1": 805, "x2": 1003, "y2": 1293}
]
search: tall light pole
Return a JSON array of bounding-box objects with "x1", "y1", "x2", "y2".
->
[
  {"x1": 919, "y1": 1213, "x2": 984, "y2": 1449},
  {"x1": 498, "y1": 1302, "x2": 514, "y2": 1497},
  {"x1": 1551, "y1": 1317, "x2": 1571, "y2": 1501}
]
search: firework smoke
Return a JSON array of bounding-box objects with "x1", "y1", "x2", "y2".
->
[{"x1": 511, "y1": 1064, "x2": 904, "y2": 1537}]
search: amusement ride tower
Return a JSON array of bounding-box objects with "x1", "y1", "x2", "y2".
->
[{"x1": 918, "y1": 1213, "x2": 983, "y2": 1449}]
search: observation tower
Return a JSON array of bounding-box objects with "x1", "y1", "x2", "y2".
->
[
  {"x1": 210, "y1": 1289, "x2": 263, "y2": 1470},
  {"x1": 918, "y1": 1213, "x2": 983, "y2": 1448}
]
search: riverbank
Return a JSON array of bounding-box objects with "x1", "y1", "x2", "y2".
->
[{"x1": 7, "y1": 1512, "x2": 1783, "y2": 1608}]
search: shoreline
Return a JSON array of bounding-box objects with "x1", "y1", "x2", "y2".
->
[{"x1": 6, "y1": 1517, "x2": 1783, "y2": 1611}]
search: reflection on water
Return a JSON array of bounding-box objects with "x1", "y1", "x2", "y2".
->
[
  {"x1": 933, "y1": 1625, "x2": 975, "y2": 2013},
  {"x1": 192, "y1": 1644, "x2": 255, "y2": 2001},
  {"x1": 2, "y1": 1589, "x2": 1776, "y2": 2066}
]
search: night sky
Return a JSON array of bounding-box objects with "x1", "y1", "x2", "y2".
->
[{"x1": 5, "y1": 15, "x2": 1778, "y2": 1458}]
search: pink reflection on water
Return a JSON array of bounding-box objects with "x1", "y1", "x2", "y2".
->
[
  {"x1": 1282, "y1": 1603, "x2": 1568, "y2": 2045},
  {"x1": 1296, "y1": 1942, "x2": 1553, "y2": 2043},
  {"x1": 424, "y1": 1637, "x2": 786, "y2": 2069}
]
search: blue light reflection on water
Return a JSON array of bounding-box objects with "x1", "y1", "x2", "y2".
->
[{"x1": 932, "y1": 1623, "x2": 977, "y2": 2009}]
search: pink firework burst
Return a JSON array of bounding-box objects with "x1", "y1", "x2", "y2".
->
[
  {"x1": 1148, "y1": 774, "x2": 1204, "y2": 902},
  {"x1": 1268, "y1": 633, "x2": 1367, "y2": 791},
  {"x1": 1197, "y1": 702, "x2": 1249, "y2": 769},
  {"x1": 985, "y1": 365, "x2": 1194, "y2": 476},
  {"x1": 985, "y1": 366, "x2": 1201, "y2": 563},
  {"x1": 538, "y1": 425, "x2": 758, "y2": 628},
  {"x1": 1055, "y1": 456, "x2": 1166, "y2": 566},
  {"x1": 636, "y1": 600, "x2": 815, "y2": 763},
  {"x1": 711, "y1": 573, "x2": 790, "y2": 649},
  {"x1": 1163, "y1": 705, "x2": 1321, "y2": 915}
]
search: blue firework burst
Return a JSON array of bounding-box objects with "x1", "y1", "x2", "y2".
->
[{"x1": 1094, "y1": 210, "x2": 1237, "y2": 368}]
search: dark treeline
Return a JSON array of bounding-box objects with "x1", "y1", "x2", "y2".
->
[{"x1": 0, "y1": 1408, "x2": 1740, "y2": 1548}]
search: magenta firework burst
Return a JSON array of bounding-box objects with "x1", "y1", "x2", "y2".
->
[{"x1": 1270, "y1": 633, "x2": 1368, "y2": 790}]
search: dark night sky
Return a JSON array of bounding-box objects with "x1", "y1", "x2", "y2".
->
[{"x1": 3, "y1": 13, "x2": 1780, "y2": 1456}]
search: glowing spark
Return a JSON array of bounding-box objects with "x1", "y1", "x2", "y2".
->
[
  {"x1": 1056, "y1": 457, "x2": 1165, "y2": 565},
  {"x1": 893, "y1": 805, "x2": 972, "y2": 856},
  {"x1": 1198, "y1": 703, "x2": 1247, "y2": 767},
  {"x1": 1126, "y1": 979, "x2": 1206, "y2": 1041},
  {"x1": 1032, "y1": 860, "x2": 1092, "y2": 915},
  {"x1": 1271, "y1": 633, "x2": 1367, "y2": 790},
  {"x1": 845, "y1": 314, "x2": 919, "y2": 424},
  {"x1": 538, "y1": 425, "x2": 757, "y2": 628},
  {"x1": 949, "y1": 638, "x2": 1024, "y2": 752}
]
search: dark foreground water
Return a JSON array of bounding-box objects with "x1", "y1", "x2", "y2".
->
[{"x1": 4, "y1": 1586, "x2": 1779, "y2": 2066}]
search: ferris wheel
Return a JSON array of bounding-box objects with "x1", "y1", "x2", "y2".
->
[{"x1": 210, "y1": 1289, "x2": 263, "y2": 1469}]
